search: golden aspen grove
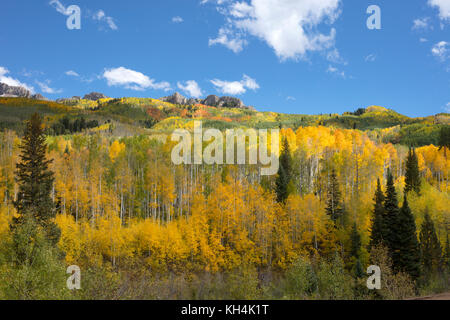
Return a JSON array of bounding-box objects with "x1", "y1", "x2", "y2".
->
[{"x1": 0, "y1": 97, "x2": 449, "y2": 300}]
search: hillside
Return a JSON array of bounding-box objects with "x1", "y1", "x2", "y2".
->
[{"x1": 0, "y1": 95, "x2": 449, "y2": 147}]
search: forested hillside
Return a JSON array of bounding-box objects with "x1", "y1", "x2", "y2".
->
[{"x1": 0, "y1": 97, "x2": 448, "y2": 299}]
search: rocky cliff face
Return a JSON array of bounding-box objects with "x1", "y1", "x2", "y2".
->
[
  {"x1": 160, "y1": 92, "x2": 252, "y2": 110},
  {"x1": 0, "y1": 83, "x2": 32, "y2": 98},
  {"x1": 83, "y1": 92, "x2": 109, "y2": 101}
]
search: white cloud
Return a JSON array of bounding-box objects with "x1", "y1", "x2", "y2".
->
[
  {"x1": 207, "y1": 0, "x2": 341, "y2": 61},
  {"x1": 326, "y1": 48, "x2": 347, "y2": 64},
  {"x1": 431, "y1": 41, "x2": 449, "y2": 60},
  {"x1": 412, "y1": 17, "x2": 431, "y2": 30},
  {"x1": 65, "y1": 70, "x2": 79, "y2": 77},
  {"x1": 210, "y1": 74, "x2": 259, "y2": 95},
  {"x1": 177, "y1": 80, "x2": 203, "y2": 98},
  {"x1": 209, "y1": 28, "x2": 247, "y2": 53},
  {"x1": 172, "y1": 16, "x2": 184, "y2": 23},
  {"x1": 327, "y1": 65, "x2": 345, "y2": 78},
  {"x1": 445, "y1": 102, "x2": 450, "y2": 112},
  {"x1": 365, "y1": 54, "x2": 377, "y2": 62},
  {"x1": 93, "y1": 10, "x2": 118, "y2": 30},
  {"x1": 286, "y1": 96, "x2": 296, "y2": 101},
  {"x1": 35, "y1": 80, "x2": 62, "y2": 94},
  {"x1": 420, "y1": 38, "x2": 428, "y2": 42},
  {"x1": 428, "y1": 0, "x2": 450, "y2": 21},
  {"x1": 0, "y1": 66, "x2": 34, "y2": 93},
  {"x1": 103, "y1": 67, "x2": 171, "y2": 91}
]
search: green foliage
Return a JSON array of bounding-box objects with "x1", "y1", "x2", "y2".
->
[
  {"x1": 419, "y1": 212, "x2": 442, "y2": 279},
  {"x1": 325, "y1": 169, "x2": 344, "y2": 224},
  {"x1": 275, "y1": 137, "x2": 294, "y2": 203},
  {"x1": 404, "y1": 148, "x2": 421, "y2": 194},
  {"x1": 12, "y1": 113, "x2": 60, "y2": 245},
  {"x1": 383, "y1": 170, "x2": 399, "y2": 253},
  {"x1": 392, "y1": 196, "x2": 421, "y2": 280},
  {"x1": 370, "y1": 179, "x2": 385, "y2": 249}
]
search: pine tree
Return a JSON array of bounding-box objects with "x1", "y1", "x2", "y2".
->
[
  {"x1": 383, "y1": 169, "x2": 399, "y2": 253},
  {"x1": 444, "y1": 234, "x2": 450, "y2": 271},
  {"x1": 438, "y1": 125, "x2": 450, "y2": 158},
  {"x1": 404, "y1": 148, "x2": 421, "y2": 194},
  {"x1": 419, "y1": 212, "x2": 442, "y2": 278},
  {"x1": 12, "y1": 113, "x2": 60, "y2": 245},
  {"x1": 325, "y1": 169, "x2": 344, "y2": 224},
  {"x1": 350, "y1": 223, "x2": 364, "y2": 278},
  {"x1": 393, "y1": 195, "x2": 421, "y2": 280},
  {"x1": 369, "y1": 178, "x2": 385, "y2": 249},
  {"x1": 275, "y1": 137, "x2": 294, "y2": 203}
]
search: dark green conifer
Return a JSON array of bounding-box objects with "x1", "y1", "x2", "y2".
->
[
  {"x1": 404, "y1": 148, "x2": 421, "y2": 194},
  {"x1": 419, "y1": 212, "x2": 442, "y2": 277},
  {"x1": 369, "y1": 179, "x2": 385, "y2": 249},
  {"x1": 275, "y1": 137, "x2": 294, "y2": 203}
]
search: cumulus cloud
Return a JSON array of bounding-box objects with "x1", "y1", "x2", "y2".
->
[
  {"x1": 412, "y1": 17, "x2": 431, "y2": 30},
  {"x1": 209, "y1": 28, "x2": 247, "y2": 53},
  {"x1": 93, "y1": 10, "x2": 118, "y2": 30},
  {"x1": 210, "y1": 74, "x2": 259, "y2": 95},
  {"x1": 35, "y1": 80, "x2": 62, "y2": 94},
  {"x1": 103, "y1": 67, "x2": 171, "y2": 91},
  {"x1": 431, "y1": 41, "x2": 449, "y2": 60},
  {"x1": 428, "y1": 0, "x2": 450, "y2": 21},
  {"x1": 65, "y1": 70, "x2": 79, "y2": 77},
  {"x1": 172, "y1": 16, "x2": 184, "y2": 23},
  {"x1": 177, "y1": 80, "x2": 203, "y2": 98},
  {"x1": 207, "y1": 0, "x2": 341, "y2": 61},
  {"x1": 0, "y1": 66, "x2": 34, "y2": 92}
]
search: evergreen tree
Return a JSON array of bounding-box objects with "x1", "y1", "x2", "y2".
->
[
  {"x1": 325, "y1": 169, "x2": 344, "y2": 224},
  {"x1": 275, "y1": 137, "x2": 294, "y2": 203},
  {"x1": 444, "y1": 234, "x2": 450, "y2": 271},
  {"x1": 12, "y1": 113, "x2": 60, "y2": 245},
  {"x1": 383, "y1": 169, "x2": 399, "y2": 253},
  {"x1": 393, "y1": 196, "x2": 421, "y2": 280},
  {"x1": 438, "y1": 125, "x2": 450, "y2": 158},
  {"x1": 419, "y1": 212, "x2": 442, "y2": 278},
  {"x1": 350, "y1": 223, "x2": 364, "y2": 278},
  {"x1": 369, "y1": 178, "x2": 385, "y2": 249},
  {"x1": 404, "y1": 148, "x2": 421, "y2": 194}
]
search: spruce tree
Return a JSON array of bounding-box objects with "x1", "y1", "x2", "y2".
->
[
  {"x1": 369, "y1": 178, "x2": 385, "y2": 249},
  {"x1": 419, "y1": 212, "x2": 442, "y2": 277},
  {"x1": 12, "y1": 113, "x2": 60, "y2": 245},
  {"x1": 350, "y1": 223, "x2": 364, "y2": 278},
  {"x1": 325, "y1": 169, "x2": 344, "y2": 224},
  {"x1": 438, "y1": 125, "x2": 450, "y2": 158},
  {"x1": 404, "y1": 148, "x2": 421, "y2": 194},
  {"x1": 444, "y1": 234, "x2": 450, "y2": 271},
  {"x1": 393, "y1": 196, "x2": 421, "y2": 280},
  {"x1": 275, "y1": 137, "x2": 294, "y2": 203},
  {"x1": 383, "y1": 169, "x2": 399, "y2": 254}
]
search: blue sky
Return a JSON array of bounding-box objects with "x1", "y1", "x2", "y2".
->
[{"x1": 0, "y1": 0, "x2": 449, "y2": 117}]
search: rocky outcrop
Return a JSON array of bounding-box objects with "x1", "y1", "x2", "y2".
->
[
  {"x1": 204, "y1": 95, "x2": 220, "y2": 106},
  {"x1": 160, "y1": 92, "x2": 252, "y2": 110},
  {"x1": 83, "y1": 92, "x2": 108, "y2": 101},
  {"x1": 161, "y1": 92, "x2": 188, "y2": 105},
  {"x1": 216, "y1": 96, "x2": 245, "y2": 109},
  {"x1": 56, "y1": 96, "x2": 81, "y2": 104},
  {"x1": 0, "y1": 82, "x2": 31, "y2": 98},
  {"x1": 31, "y1": 93, "x2": 49, "y2": 101}
]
